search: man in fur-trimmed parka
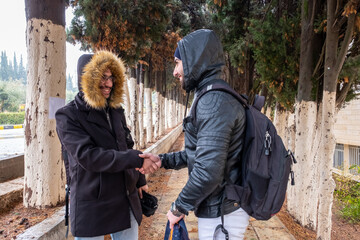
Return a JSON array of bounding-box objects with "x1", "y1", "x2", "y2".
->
[{"x1": 56, "y1": 51, "x2": 157, "y2": 239}]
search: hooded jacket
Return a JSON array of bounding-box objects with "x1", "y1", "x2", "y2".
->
[
  {"x1": 55, "y1": 51, "x2": 146, "y2": 237},
  {"x1": 161, "y1": 29, "x2": 246, "y2": 218}
]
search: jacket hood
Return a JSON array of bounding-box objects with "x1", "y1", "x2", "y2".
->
[
  {"x1": 177, "y1": 29, "x2": 225, "y2": 92},
  {"x1": 78, "y1": 51, "x2": 126, "y2": 109}
]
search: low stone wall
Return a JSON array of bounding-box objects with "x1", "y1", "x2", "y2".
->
[
  {"x1": 0, "y1": 155, "x2": 24, "y2": 183},
  {"x1": 144, "y1": 124, "x2": 183, "y2": 154},
  {"x1": 16, "y1": 124, "x2": 183, "y2": 240},
  {"x1": 17, "y1": 207, "x2": 73, "y2": 240},
  {"x1": 0, "y1": 177, "x2": 23, "y2": 211}
]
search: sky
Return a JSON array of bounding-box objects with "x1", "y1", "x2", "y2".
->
[{"x1": 0, "y1": 0, "x2": 86, "y2": 81}]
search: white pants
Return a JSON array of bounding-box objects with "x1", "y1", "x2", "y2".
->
[{"x1": 198, "y1": 208, "x2": 250, "y2": 240}]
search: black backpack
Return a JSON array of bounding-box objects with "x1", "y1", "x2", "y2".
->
[{"x1": 187, "y1": 83, "x2": 297, "y2": 237}]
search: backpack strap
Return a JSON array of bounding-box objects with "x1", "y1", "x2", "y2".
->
[
  {"x1": 213, "y1": 200, "x2": 229, "y2": 240},
  {"x1": 61, "y1": 146, "x2": 70, "y2": 238},
  {"x1": 190, "y1": 83, "x2": 249, "y2": 124}
]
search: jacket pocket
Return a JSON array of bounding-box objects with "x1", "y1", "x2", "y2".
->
[{"x1": 77, "y1": 168, "x2": 102, "y2": 201}]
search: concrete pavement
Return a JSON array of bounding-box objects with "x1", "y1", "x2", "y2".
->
[
  {"x1": 7, "y1": 123, "x2": 296, "y2": 239},
  {"x1": 153, "y1": 167, "x2": 296, "y2": 240}
]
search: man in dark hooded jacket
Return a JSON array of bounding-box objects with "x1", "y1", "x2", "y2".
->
[
  {"x1": 140, "y1": 29, "x2": 250, "y2": 239},
  {"x1": 56, "y1": 51, "x2": 158, "y2": 239}
]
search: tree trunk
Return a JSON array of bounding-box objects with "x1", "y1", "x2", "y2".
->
[
  {"x1": 171, "y1": 89, "x2": 176, "y2": 127},
  {"x1": 314, "y1": 0, "x2": 355, "y2": 237},
  {"x1": 153, "y1": 71, "x2": 160, "y2": 139},
  {"x1": 165, "y1": 89, "x2": 170, "y2": 129},
  {"x1": 273, "y1": 102, "x2": 287, "y2": 141},
  {"x1": 285, "y1": 112, "x2": 296, "y2": 151},
  {"x1": 124, "y1": 70, "x2": 131, "y2": 124},
  {"x1": 129, "y1": 68, "x2": 139, "y2": 148},
  {"x1": 287, "y1": 0, "x2": 319, "y2": 228},
  {"x1": 24, "y1": 0, "x2": 66, "y2": 207},
  {"x1": 138, "y1": 64, "x2": 145, "y2": 149},
  {"x1": 159, "y1": 70, "x2": 166, "y2": 136},
  {"x1": 288, "y1": 1, "x2": 356, "y2": 238},
  {"x1": 144, "y1": 67, "x2": 153, "y2": 143}
]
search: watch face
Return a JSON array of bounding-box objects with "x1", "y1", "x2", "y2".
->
[{"x1": 171, "y1": 202, "x2": 176, "y2": 211}]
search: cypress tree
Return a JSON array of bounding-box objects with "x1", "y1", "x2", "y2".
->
[
  {"x1": 13, "y1": 53, "x2": 19, "y2": 80},
  {"x1": 0, "y1": 51, "x2": 9, "y2": 81}
]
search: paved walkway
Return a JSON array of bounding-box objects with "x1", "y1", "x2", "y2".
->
[{"x1": 152, "y1": 167, "x2": 296, "y2": 240}]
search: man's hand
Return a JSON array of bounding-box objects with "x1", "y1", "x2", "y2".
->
[
  {"x1": 166, "y1": 210, "x2": 184, "y2": 229},
  {"x1": 138, "y1": 184, "x2": 149, "y2": 199},
  {"x1": 138, "y1": 153, "x2": 161, "y2": 174}
]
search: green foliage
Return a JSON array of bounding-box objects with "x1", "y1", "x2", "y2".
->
[
  {"x1": 0, "y1": 51, "x2": 9, "y2": 80},
  {"x1": 350, "y1": 164, "x2": 360, "y2": 174},
  {"x1": 66, "y1": 90, "x2": 77, "y2": 103},
  {"x1": 68, "y1": 0, "x2": 171, "y2": 64},
  {"x1": 0, "y1": 80, "x2": 26, "y2": 112},
  {"x1": 339, "y1": 55, "x2": 360, "y2": 103},
  {"x1": 0, "y1": 112, "x2": 25, "y2": 125},
  {"x1": 334, "y1": 174, "x2": 360, "y2": 224},
  {"x1": 341, "y1": 200, "x2": 360, "y2": 223},
  {"x1": 249, "y1": 5, "x2": 300, "y2": 110},
  {"x1": 66, "y1": 73, "x2": 76, "y2": 92},
  {"x1": 0, "y1": 51, "x2": 27, "y2": 83},
  {"x1": 208, "y1": 0, "x2": 250, "y2": 67},
  {"x1": 170, "y1": 0, "x2": 210, "y2": 35}
]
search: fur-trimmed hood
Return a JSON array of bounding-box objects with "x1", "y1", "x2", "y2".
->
[{"x1": 79, "y1": 51, "x2": 126, "y2": 109}]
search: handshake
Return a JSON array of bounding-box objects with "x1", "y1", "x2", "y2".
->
[{"x1": 138, "y1": 153, "x2": 162, "y2": 174}]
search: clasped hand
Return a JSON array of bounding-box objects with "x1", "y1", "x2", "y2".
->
[{"x1": 138, "y1": 153, "x2": 161, "y2": 174}]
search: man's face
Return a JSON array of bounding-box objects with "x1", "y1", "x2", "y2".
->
[
  {"x1": 99, "y1": 68, "x2": 113, "y2": 99},
  {"x1": 173, "y1": 58, "x2": 185, "y2": 89}
]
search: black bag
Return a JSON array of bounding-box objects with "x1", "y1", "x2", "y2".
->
[
  {"x1": 188, "y1": 83, "x2": 297, "y2": 221},
  {"x1": 140, "y1": 191, "x2": 158, "y2": 217}
]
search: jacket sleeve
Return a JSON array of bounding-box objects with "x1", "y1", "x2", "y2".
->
[
  {"x1": 55, "y1": 106, "x2": 144, "y2": 173},
  {"x1": 136, "y1": 173, "x2": 147, "y2": 188},
  {"x1": 160, "y1": 150, "x2": 188, "y2": 170},
  {"x1": 175, "y1": 91, "x2": 245, "y2": 214}
]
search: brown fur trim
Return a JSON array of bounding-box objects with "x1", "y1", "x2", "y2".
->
[{"x1": 81, "y1": 51, "x2": 126, "y2": 109}]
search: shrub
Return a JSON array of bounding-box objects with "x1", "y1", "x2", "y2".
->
[
  {"x1": 334, "y1": 173, "x2": 360, "y2": 224},
  {"x1": 0, "y1": 112, "x2": 25, "y2": 125},
  {"x1": 341, "y1": 199, "x2": 360, "y2": 223}
]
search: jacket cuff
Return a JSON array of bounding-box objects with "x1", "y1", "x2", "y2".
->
[
  {"x1": 175, "y1": 200, "x2": 189, "y2": 215},
  {"x1": 136, "y1": 173, "x2": 147, "y2": 188},
  {"x1": 130, "y1": 149, "x2": 144, "y2": 167},
  {"x1": 159, "y1": 154, "x2": 165, "y2": 168}
]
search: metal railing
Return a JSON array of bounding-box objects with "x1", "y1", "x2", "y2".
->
[
  {"x1": 333, "y1": 144, "x2": 344, "y2": 170},
  {"x1": 349, "y1": 145, "x2": 360, "y2": 175}
]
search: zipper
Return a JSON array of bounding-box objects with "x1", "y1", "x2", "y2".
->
[
  {"x1": 264, "y1": 131, "x2": 272, "y2": 156},
  {"x1": 105, "y1": 108, "x2": 112, "y2": 131}
]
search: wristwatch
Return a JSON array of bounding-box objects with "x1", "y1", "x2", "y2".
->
[{"x1": 170, "y1": 202, "x2": 183, "y2": 217}]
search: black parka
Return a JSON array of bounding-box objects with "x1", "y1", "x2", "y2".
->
[
  {"x1": 56, "y1": 51, "x2": 145, "y2": 237},
  {"x1": 160, "y1": 29, "x2": 246, "y2": 218}
]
